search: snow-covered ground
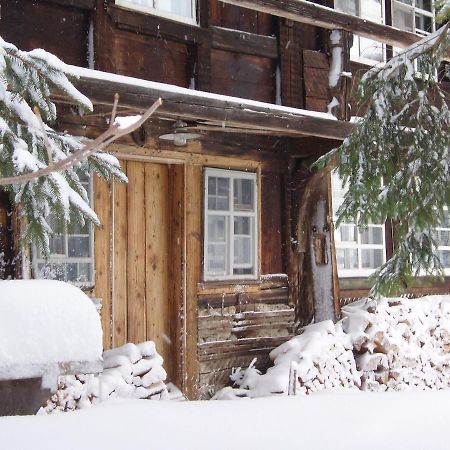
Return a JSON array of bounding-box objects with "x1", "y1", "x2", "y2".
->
[{"x1": 2, "y1": 390, "x2": 450, "y2": 449}]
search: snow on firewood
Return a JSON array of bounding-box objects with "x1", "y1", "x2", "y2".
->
[
  {"x1": 342, "y1": 296, "x2": 450, "y2": 392},
  {"x1": 0, "y1": 280, "x2": 102, "y2": 387},
  {"x1": 215, "y1": 295, "x2": 450, "y2": 399},
  {"x1": 41, "y1": 341, "x2": 169, "y2": 414},
  {"x1": 213, "y1": 320, "x2": 360, "y2": 399}
]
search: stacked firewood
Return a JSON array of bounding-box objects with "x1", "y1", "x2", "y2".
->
[
  {"x1": 343, "y1": 296, "x2": 450, "y2": 392},
  {"x1": 41, "y1": 341, "x2": 168, "y2": 414}
]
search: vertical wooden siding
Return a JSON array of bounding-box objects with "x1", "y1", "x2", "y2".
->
[{"x1": 101, "y1": 160, "x2": 184, "y2": 384}]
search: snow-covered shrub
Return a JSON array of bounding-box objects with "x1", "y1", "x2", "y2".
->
[
  {"x1": 41, "y1": 341, "x2": 168, "y2": 414},
  {"x1": 215, "y1": 295, "x2": 450, "y2": 399}
]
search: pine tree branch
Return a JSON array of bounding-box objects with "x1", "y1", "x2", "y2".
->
[{"x1": 0, "y1": 97, "x2": 162, "y2": 186}]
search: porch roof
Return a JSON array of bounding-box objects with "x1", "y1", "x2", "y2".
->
[{"x1": 65, "y1": 66, "x2": 354, "y2": 141}]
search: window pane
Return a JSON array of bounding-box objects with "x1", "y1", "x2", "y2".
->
[
  {"x1": 234, "y1": 268, "x2": 253, "y2": 275},
  {"x1": 359, "y1": 37, "x2": 384, "y2": 61},
  {"x1": 207, "y1": 243, "x2": 227, "y2": 274},
  {"x1": 416, "y1": 0, "x2": 432, "y2": 11},
  {"x1": 157, "y1": 0, "x2": 192, "y2": 17},
  {"x1": 437, "y1": 230, "x2": 450, "y2": 247},
  {"x1": 415, "y1": 14, "x2": 433, "y2": 33},
  {"x1": 68, "y1": 236, "x2": 90, "y2": 258},
  {"x1": 337, "y1": 248, "x2": 358, "y2": 269},
  {"x1": 234, "y1": 217, "x2": 250, "y2": 236},
  {"x1": 361, "y1": 0, "x2": 382, "y2": 21},
  {"x1": 334, "y1": 0, "x2": 358, "y2": 15},
  {"x1": 336, "y1": 225, "x2": 357, "y2": 243},
  {"x1": 208, "y1": 177, "x2": 229, "y2": 211},
  {"x1": 234, "y1": 236, "x2": 252, "y2": 265},
  {"x1": 208, "y1": 216, "x2": 226, "y2": 242},
  {"x1": 394, "y1": 8, "x2": 414, "y2": 32},
  {"x1": 234, "y1": 179, "x2": 254, "y2": 211},
  {"x1": 360, "y1": 227, "x2": 383, "y2": 245},
  {"x1": 76, "y1": 263, "x2": 92, "y2": 284},
  {"x1": 361, "y1": 249, "x2": 384, "y2": 268},
  {"x1": 439, "y1": 250, "x2": 450, "y2": 268},
  {"x1": 49, "y1": 234, "x2": 65, "y2": 255}
]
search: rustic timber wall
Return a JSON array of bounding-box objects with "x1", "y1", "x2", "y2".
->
[
  {"x1": 1, "y1": 0, "x2": 91, "y2": 67},
  {"x1": 197, "y1": 278, "x2": 294, "y2": 399}
]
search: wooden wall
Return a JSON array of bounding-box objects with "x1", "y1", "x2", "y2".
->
[{"x1": 1, "y1": 0, "x2": 91, "y2": 67}]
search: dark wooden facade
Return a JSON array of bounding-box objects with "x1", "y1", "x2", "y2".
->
[{"x1": 1, "y1": 0, "x2": 448, "y2": 399}]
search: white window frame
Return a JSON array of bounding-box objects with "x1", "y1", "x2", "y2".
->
[
  {"x1": 331, "y1": 172, "x2": 387, "y2": 278},
  {"x1": 32, "y1": 174, "x2": 95, "y2": 289},
  {"x1": 334, "y1": 0, "x2": 386, "y2": 65},
  {"x1": 115, "y1": 0, "x2": 197, "y2": 26},
  {"x1": 392, "y1": 0, "x2": 435, "y2": 37},
  {"x1": 203, "y1": 168, "x2": 258, "y2": 281}
]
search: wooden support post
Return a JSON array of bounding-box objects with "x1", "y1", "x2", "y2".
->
[{"x1": 184, "y1": 163, "x2": 202, "y2": 399}]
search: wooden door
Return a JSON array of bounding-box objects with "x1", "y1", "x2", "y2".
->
[{"x1": 111, "y1": 160, "x2": 184, "y2": 384}]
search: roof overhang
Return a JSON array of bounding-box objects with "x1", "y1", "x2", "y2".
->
[{"x1": 65, "y1": 66, "x2": 354, "y2": 141}]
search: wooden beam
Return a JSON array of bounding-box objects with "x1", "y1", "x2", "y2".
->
[
  {"x1": 73, "y1": 74, "x2": 353, "y2": 140},
  {"x1": 210, "y1": 26, "x2": 278, "y2": 59},
  {"x1": 218, "y1": 0, "x2": 428, "y2": 49},
  {"x1": 43, "y1": 0, "x2": 95, "y2": 10}
]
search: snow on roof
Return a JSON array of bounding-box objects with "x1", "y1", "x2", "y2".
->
[
  {"x1": 0, "y1": 280, "x2": 102, "y2": 385},
  {"x1": 69, "y1": 65, "x2": 338, "y2": 122}
]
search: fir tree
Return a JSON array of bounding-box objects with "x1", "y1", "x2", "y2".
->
[
  {"x1": 0, "y1": 38, "x2": 127, "y2": 255},
  {"x1": 315, "y1": 25, "x2": 450, "y2": 296}
]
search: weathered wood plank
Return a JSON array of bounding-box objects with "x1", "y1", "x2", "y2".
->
[
  {"x1": 168, "y1": 165, "x2": 184, "y2": 388},
  {"x1": 112, "y1": 161, "x2": 128, "y2": 348},
  {"x1": 210, "y1": 26, "x2": 278, "y2": 59},
  {"x1": 218, "y1": 0, "x2": 432, "y2": 50},
  {"x1": 145, "y1": 163, "x2": 171, "y2": 371},
  {"x1": 93, "y1": 176, "x2": 112, "y2": 350},
  {"x1": 73, "y1": 75, "x2": 354, "y2": 140},
  {"x1": 184, "y1": 164, "x2": 202, "y2": 399},
  {"x1": 126, "y1": 161, "x2": 146, "y2": 344}
]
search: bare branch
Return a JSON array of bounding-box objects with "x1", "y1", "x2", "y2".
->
[{"x1": 0, "y1": 97, "x2": 162, "y2": 186}]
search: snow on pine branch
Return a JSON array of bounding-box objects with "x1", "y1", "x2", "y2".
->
[
  {"x1": 0, "y1": 38, "x2": 127, "y2": 255},
  {"x1": 315, "y1": 24, "x2": 450, "y2": 297}
]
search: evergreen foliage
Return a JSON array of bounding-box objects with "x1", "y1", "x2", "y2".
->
[
  {"x1": 315, "y1": 26, "x2": 450, "y2": 296},
  {"x1": 0, "y1": 38, "x2": 127, "y2": 256}
]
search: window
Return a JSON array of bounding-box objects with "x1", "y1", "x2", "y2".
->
[
  {"x1": 204, "y1": 168, "x2": 258, "y2": 281},
  {"x1": 331, "y1": 172, "x2": 386, "y2": 277},
  {"x1": 436, "y1": 207, "x2": 450, "y2": 275},
  {"x1": 115, "y1": 0, "x2": 197, "y2": 25},
  {"x1": 335, "y1": 0, "x2": 385, "y2": 64},
  {"x1": 33, "y1": 173, "x2": 94, "y2": 288},
  {"x1": 393, "y1": 0, "x2": 435, "y2": 36}
]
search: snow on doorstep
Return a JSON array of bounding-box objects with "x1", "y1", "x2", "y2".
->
[{"x1": 0, "y1": 280, "x2": 102, "y2": 382}]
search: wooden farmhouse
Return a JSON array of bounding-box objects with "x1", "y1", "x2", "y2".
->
[{"x1": 0, "y1": 0, "x2": 449, "y2": 399}]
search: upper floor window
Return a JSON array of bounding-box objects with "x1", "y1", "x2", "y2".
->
[
  {"x1": 335, "y1": 0, "x2": 385, "y2": 64},
  {"x1": 203, "y1": 168, "x2": 258, "y2": 281},
  {"x1": 115, "y1": 0, "x2": 197, "y2": 25},
  {"x1": 331, "y1": 172, "x2": 386, "y2": 277},
  {"x1": 436, "y1": 207, "x2": 450, "y2": 275},
  {"x1": 392, "y1": 0, "x2": 435, "y2": 36},
  {"x1": 33, "y1": 173, "x2": 95, "y2": 289}
]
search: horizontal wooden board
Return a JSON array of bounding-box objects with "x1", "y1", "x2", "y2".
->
[
  {"x1": 303, "y1": 49, "x2": 329, "y2": 69},
  {"x1": 211, "y1": 26, "x2": 278, "y2": 59}
]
